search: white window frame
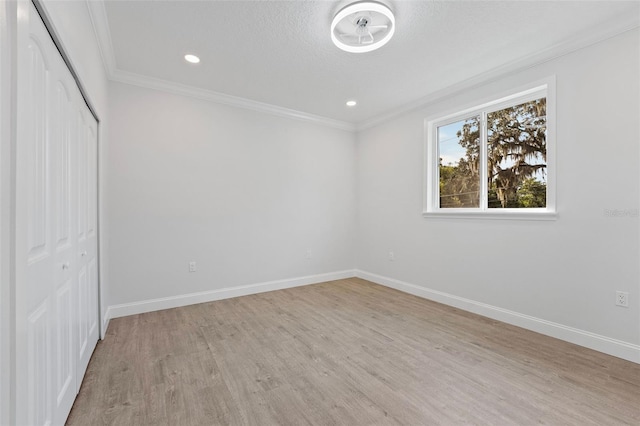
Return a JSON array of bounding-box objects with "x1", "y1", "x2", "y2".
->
[{"x1": 424, "y1": 77, "x2": 557, "y2": 220}]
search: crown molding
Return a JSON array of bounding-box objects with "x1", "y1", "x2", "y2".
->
[
  {"x1": 110, "y1": 69, "x2": 356, "y2": 131},
  {"x1": 86, "y1": 0, "x2": 637, "y2": 134},
  {"x1": 85, "y1": 0, "x2": 355, "y2": 132},
  {"x1": 357, "y1": 12, "x2": 640, "y2": 131},
  {"x1": 85, "y1": 0, "x2": 116, "y2": 76}
]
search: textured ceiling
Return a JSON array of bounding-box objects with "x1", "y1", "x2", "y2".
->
[{"x1": 95, "y1": 0, "x2": 639, "y2": 126}]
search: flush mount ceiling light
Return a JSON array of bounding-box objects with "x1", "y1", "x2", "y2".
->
[
  {"x1": 346, "y1": 100, "x2": 357, "y2": 107},
  {"x1": 331, "y1": 1, "x2": 395, "y2": 53},
  {"x1": 184, "y1": 54, "x2": 200, "y2": 64}
]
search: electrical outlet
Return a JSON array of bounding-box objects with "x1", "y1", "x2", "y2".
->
[
  {"x1": 615, "y1": 291, "x2": 629, "y2": 307},
  {"x1": 189, "y1": 261, "x2": 197, "y2": 272},
  {"x1": 388, "y1": 251, "x2": 395, "y2": 261},
  {"x1": 305, "y1": 249, "x2": 312, "y2": 259}
]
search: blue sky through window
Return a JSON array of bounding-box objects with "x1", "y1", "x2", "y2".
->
[{"x1": 437, "y1": 119, "x2": 469, "y2": 167}]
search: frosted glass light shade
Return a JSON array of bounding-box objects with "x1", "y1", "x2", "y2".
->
[{"x1": 331, "y1": 2, "x2": 395, "y2": 53}]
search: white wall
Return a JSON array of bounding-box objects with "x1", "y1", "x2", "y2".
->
[
  {"x1": 356, "y1": 29, "x2": 640, "y2": 361},
  {"x1": 106, "y1": 82, "x2": 356, "y2": 309},
  {"x1": 38, "y1": 0, "x2": 110, "y2": 334}
]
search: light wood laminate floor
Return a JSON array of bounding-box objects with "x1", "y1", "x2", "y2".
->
[{"x1": 66, "y1": 278, "x2": 640, "y2": 425}]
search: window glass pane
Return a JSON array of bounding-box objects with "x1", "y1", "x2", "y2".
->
[
  {"x1": 487, "y1": 98, "x2": 546, "y2": 208},
  {"x1": 438, "y1": 116, "x2": 480, "y2": 208}
]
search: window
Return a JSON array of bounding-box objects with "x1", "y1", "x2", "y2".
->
[{"x1": 424, "y1": 80, "x2": 556, "y2": 220}]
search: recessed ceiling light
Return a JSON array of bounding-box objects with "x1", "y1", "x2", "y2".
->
[
  {"x1": 331, "y1": 2, "x2": 395, "y2": 53},
  {"x1": 346, "y1": 100, "x2": 357, "y2": 107},
  {"x1": 184, "y1": 54, "x2": 200, "y2": 64}
]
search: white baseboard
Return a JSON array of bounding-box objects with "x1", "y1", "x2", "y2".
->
[
  {"x1": 355, "y1": 270, "x2": 640, "y2": 364},
  {"x1": 107, "y1": 269, "x2": 356, "y2": 320},
  {"x1": 101, "y1": 311, "x2": 110, "y2": 339},
  {"x1": 104, "y1": 268, "x2": 639, "y2": 364}
]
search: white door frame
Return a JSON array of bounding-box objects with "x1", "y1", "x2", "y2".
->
[{"x1": 0, "y1": 1, "x2": 17, "y2": 424}]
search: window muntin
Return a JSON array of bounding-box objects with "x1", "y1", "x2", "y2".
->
[{"x1": 426, "y1": 83, "x2": 554, "y2": 219}]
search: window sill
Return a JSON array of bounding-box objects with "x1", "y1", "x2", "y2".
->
[{"x1": 422, "y1": 210, "x2": 557, "y2": 221}]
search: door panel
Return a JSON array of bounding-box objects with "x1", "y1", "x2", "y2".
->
[
  {"x1": 77, "y1": 265, "x2": 88, "y2": 359},
  {"x1": 76, "y1": 106, "x2": 98, "y2": 381},
  {"x1": 88, "y1": 258, "x2": 98, "y2": 337},
  {"x1": 27, "y1": 301, "x2": 51, "y2": 426},
  {"x1": 77, "y1": 111, "x2": 86, "y2": 245},
  {"x1": 24, "y1": 21, "x2": 54, "y2": 426},
  {"x1": 55, "y1": 280, "x2": 73, "y2": 405},
  {"x1": 87, "y1": 121, "x2": 99, "y2": 344},
  {"x1": 54, "y1": 81, "x2": 71, "y2": 251},
  {"x1": 87, "y1": 126, "x2": 96, "y2": 239},
  {"x1": 25, "y1": 35, "x2": 49, "y2": 265},
  {"x1": 50, "y1": 50, "x2": 76, "y2": 425}
]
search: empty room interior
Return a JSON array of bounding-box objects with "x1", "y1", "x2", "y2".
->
[{"x1": 2, "y1": 0, "x2": 640, "y2": 424}]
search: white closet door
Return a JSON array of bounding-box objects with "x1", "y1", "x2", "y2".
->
[
  {"x1": 76, "y1": 100, "x2": 99, "y2": 382},
  {"x1": 18, "y1": 9, "x2": 56, "y2": 424},
  {"x1": 50, "y1": 49, "x2": 77, "y2": 426},
  {"x1": 16, "y1": 3, "x2": 99, "y2": 425}
]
